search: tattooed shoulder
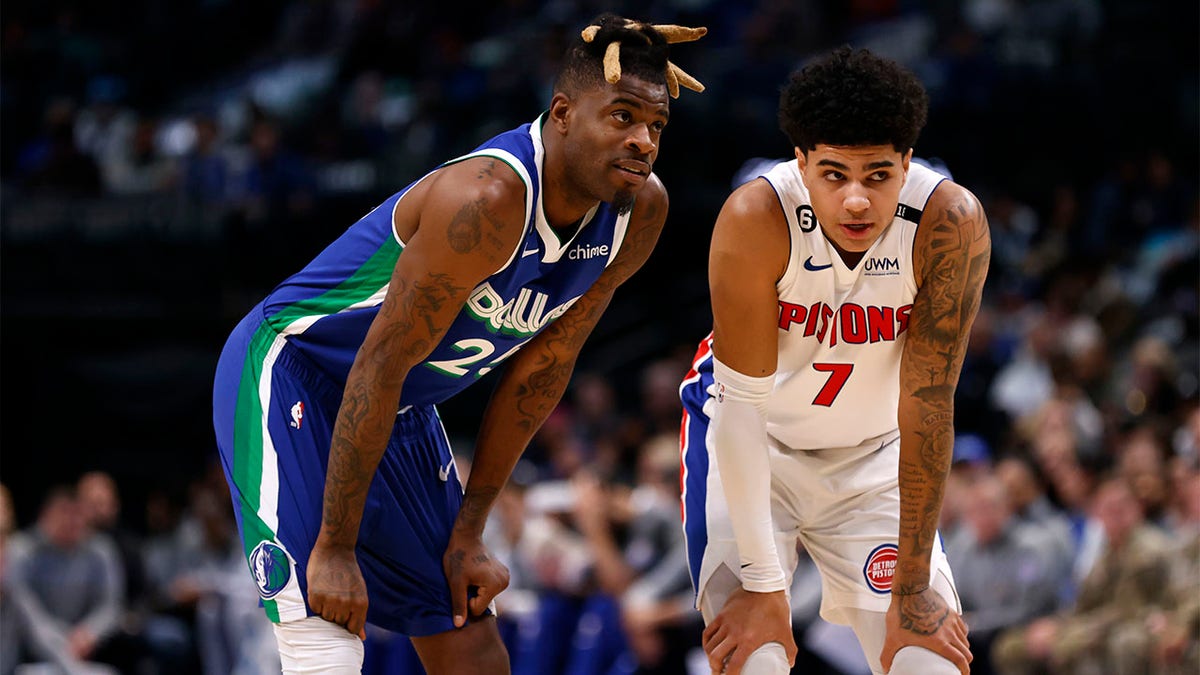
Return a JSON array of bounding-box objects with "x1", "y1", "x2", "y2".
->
[
  {"x1": 915, "y1": 183, "x2": 990, "y2": 284},
  {"x1": 441, "y1": 169, "x2": 525, "y2": 263}
]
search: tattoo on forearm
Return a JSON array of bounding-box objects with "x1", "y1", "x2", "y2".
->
[
  {"x1": 897, "y1": 192, "x2": 990, "y2": 582},
  {"x1": 505, "y1": 203, "x2": 663, "y2": 434},
  {"x1": 456, "y1": 487, "x2": 499, "y2": 532},
  {"x1": 324, "y1": 272, "x2": 468, "y2": 541}
]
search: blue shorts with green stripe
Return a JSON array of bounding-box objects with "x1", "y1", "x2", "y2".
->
[{"x1": 213, "y1": 305, "x2": 467, "y2": 637}]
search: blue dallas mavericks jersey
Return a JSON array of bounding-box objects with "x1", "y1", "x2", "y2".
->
[{"x1": 257, "y1": 114, "x2": 632, "y2": 406}]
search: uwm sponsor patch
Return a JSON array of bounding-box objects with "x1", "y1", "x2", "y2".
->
[{"x1": 863, "y1": 543, "x2": 898, "y2": 594}]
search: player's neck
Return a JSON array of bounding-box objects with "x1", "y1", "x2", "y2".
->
[
  {"x1": 540, "y1": 125, "x2": 602, "y2": 229},
  {"x1": 828, "y1": 240, "x2": 867, "y2": 269}
]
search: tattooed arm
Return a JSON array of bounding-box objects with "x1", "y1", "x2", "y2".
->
[
  {"x1": 442, "y1": 174, "x2": 669, "y2": 626},
  {"x1": 881, "y1": 181, "x2": 989, "y2": 674},
  {"x1": 307, "y1": 157, "x2": 527, "y2": 638}
]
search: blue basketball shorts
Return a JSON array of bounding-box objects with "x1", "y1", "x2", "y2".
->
[{"x1": 213, "y1": 307, "x2": 466, "y2": 637}]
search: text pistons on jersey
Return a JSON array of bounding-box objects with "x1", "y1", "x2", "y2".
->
[
  {"x1": 466, "y1": 282, "x2": 579, "y2": 337},
  {"x1": 777, "y1": 300, "x2": 912, "y2": 346}
]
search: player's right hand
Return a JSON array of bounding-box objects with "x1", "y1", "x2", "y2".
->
[
  {"x1": 702, "y1": 587, "x2": 797, "y2": 674},
  {"x1": 443, "y1": 532, "x2": 510, "y2": 628},
  {"x1": 306, "y1": 542, "x2": 368, "y2": 640},
  {"x1": 881, "y1": 586, "x2": 971, "y2": 674}
]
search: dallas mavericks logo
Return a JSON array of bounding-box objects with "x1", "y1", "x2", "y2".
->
[{"x1": 250, "y1": 540, "x2": 292, "y2": 599}]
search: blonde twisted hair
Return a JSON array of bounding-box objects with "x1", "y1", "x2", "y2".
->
[{"x1": 579, "y1": 19, "x2": 706, "y2": 99}]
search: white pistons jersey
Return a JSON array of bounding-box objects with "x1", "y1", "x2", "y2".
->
[{"x1": 761, "y1": 159, "x2": 946, "y2": 450}]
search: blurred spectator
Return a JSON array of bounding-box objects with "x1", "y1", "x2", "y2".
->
[
  {"x1": 992, "y1": 476, "x2": 1172, "y2": 674},
  {"x1": 614, "y1": 435, "x2": 698, "y2": 674},
  {"x1": 100, "y1": 117, "x2": 179, "y2": 195},
  {"x1": 990, "y1": 311, "x2": 1059, "y2": 422},
  {"x1": 0, "y1": 2, "x2": 1197, "y2": 673},
  {"x1": 145, "y1": 469, "x2": 279, "y2": 675},
  {"x1": 637, "y1": 356, "x2": 689, "y2": 441},
  {"x1": 1107, "y1": 470, "x2": 1200, "y2": 674},
  {"x1": 570, "y1": 373, "x2": 632, "y2": 481},
  {"x1": 984, "y1": 191, "x2": 1040, "y2": 292},
  {"x1": 940, "y1": 434, "x2": 994, "y2": 541},
  {"x1": 181, "y1": 114, "x2": 232, "y2": 205},
  {"x1": 76, "y1": 472, "x2": 147, "y2": 611},
  {"x1": 994, "y1": 454, "x2": 1076, "y2": 603},
  {"x1": 6, "y1": 487, "x2": 124, "y2": 675},
  {"x1": 945, "y1": 476, "x2": 1060, "y2": 674},
  {"x1": 1, "y1": 484, "x2": 20, "y2": 675},
  {"x1": 232, "y1": 116, "x2": 317, "y2": 225},
  {"x1": 17, "y1": 98, "x2": 103, "y2": 196},
  {"x1": 1115, "y1": 424, "x2": 1173, "y2": 524},
  {"x1": 511, "y1": 433, "x2": 694, "y2": 674},
  {"x1": 75, "y1": 471, "x2": 154, "y2": 672},
  {"x1": 954, "y1": 305, "x2": 1009, "y2": 445},
  {"x1": 73, "y1": 76, "x2": 137, "y2": 168},
  {"x1": 0, "y1": 484, "x2": 14, "y2": 540},
  {"x1": 1021, "y1": 185, "x2": 1079, "y2": 281},
  {"x1": 1105, "y1": 335, "x2": 1183, "y2": 423}
]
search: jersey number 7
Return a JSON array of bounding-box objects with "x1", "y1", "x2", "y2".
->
[{"x1": 811, "y1": 363, "x2": 854, "y2": 406}]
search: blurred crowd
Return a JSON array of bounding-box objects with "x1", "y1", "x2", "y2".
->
[{"x1": 2, "y1": 0, "x2": 1197, "y2": 674}]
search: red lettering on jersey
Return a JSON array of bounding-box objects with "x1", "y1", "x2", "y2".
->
[
  {"x1": 840, "y1": 303, "x2": 867, "y2": 344},
  {"x1": 816, "y1": 304, "x2": 835, "y2": 346},
  {"x1": 896, "y1": 304, "x2": 912, "y2": 335},
  {"x1": 803, "y1": 301, "x2": 822, "y2": 337},
  {"x1": 778, "y1": 301, "x2": 807, "y2": 331},
  {"x1": 867, "y1": 306, "x2": 895, "y2": 343},
  {"x1": 779, "y1": 301, "x2": 913, "y2": 345}
]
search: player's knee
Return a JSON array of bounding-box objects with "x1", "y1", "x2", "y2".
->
[
  {"x1": 273, "y1": 616, "x2": 364, "y2": 674},
  {"x1": 887, "y1": 645, "x2": 959, "y2": 675},
  {"x1": 739, "y1": 641, "x2": 791, "y2": 675}
]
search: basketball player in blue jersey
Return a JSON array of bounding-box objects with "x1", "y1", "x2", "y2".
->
[
  {"x1": 212, "y1": 15, "x2": 706, "y2": 674},
  {"x1": 679, "y1": 48, "x2": 990, "y2": 675}
]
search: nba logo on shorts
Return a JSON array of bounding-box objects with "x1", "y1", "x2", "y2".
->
[
  {"x1": 862, "y1": 543, "x2": 898, "y2": 594},
  {"x1": 250, "y1": 540, "x2": 292, "y2": 599}
]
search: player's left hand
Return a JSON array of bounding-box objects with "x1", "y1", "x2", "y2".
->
[
  {"x1": 702, "y1": 587, "x2": 796, "y2": 674},
  {"x1": 443, "y1": 532, "x2": 510, "y2": 628},
  {"x1": 881, "y1": 587, "x2": 971, "y2": 674}
]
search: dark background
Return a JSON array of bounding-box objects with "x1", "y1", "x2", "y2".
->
[{"x1": 2, "y1": 0, "x2": 1197, "y2": 525}]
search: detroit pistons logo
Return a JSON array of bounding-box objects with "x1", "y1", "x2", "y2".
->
[
  {"x1": 250, "y1": 540, "x2": 292, "y2": 599},
  {"x1": 863, "y1": 543, "x2": 898, "y2": 594}
]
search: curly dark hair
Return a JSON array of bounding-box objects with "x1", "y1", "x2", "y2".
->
[
  {"x1": 778, "y1": 46, "x2": 929, "y2": 153},
  {"x1": 554, "y1": 14, "x2": 669, "y2": 95}
]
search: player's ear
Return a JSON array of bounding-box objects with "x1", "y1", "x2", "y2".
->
[
  {"x1": 794, "y1": 147, "x2": 806, "y2": 172},
  {"x1": 548, "y1": 92, "x2": 572, "y2": 133}
]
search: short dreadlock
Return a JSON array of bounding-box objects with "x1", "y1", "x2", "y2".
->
[{"x1": 555, "y1": 13, "x2": 706, "y2": 100}]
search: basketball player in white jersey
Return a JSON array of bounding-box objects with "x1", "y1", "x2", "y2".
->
[{"x1": 678, "y1": 47, "x2": 990, "y2": 674}]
